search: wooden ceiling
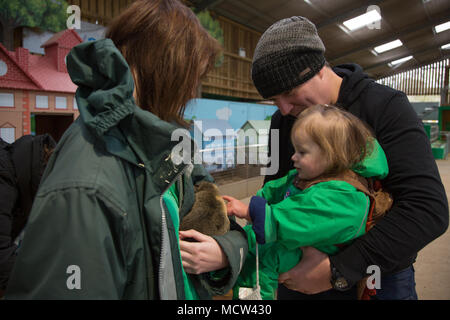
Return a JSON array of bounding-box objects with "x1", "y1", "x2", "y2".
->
[{"x1": 188, "y1": 0, "x2": 450, "y2": 79}]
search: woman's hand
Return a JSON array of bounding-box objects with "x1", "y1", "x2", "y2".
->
[
  {"x1": 222, "y1": 195, "x2": 251, "y2": 222},
  {"x1": 278, "y1": 246, "x2": 332, "y2": 294},
  {"x1": 179, "y1": 229, "x2": 229, "y2": 274}
]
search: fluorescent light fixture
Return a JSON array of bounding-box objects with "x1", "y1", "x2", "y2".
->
[
  {"x1": 388, "y1": 55, "x2": 413, "y2": 67},
  {"x1": 374, "y1": 39, "x2": 403, "y2": 53},
  {"x1": 342, "y1": 9, "x2": 382, "y2": 31},
  {"x1": 337, "y1": 24, "x2": 352, "y2": 36},
  {"x1": 442, "y1": 43, "x2": 450, "y2": 50},
  {"x1": 434, "y1": 21, "x2": 450, "y2": 33}
]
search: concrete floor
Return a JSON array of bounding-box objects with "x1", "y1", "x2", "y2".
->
[{"x1": 414, "y1": 159, "x2": 450, "y2": 300}]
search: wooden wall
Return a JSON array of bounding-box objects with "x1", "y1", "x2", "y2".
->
[
  {"x1": 202, "y1": 16, "x2": 262, "y2": 100},
  {"x1": 68, "y1": 0, "x2": 133, "y2": 25},
  {"x1": 67, "y1": 0, "x2": 263, "y2": 101}
]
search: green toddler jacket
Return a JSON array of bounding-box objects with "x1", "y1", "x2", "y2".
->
[{"x1": 235, "y1": 140, "x2": 388, "y2": 300}]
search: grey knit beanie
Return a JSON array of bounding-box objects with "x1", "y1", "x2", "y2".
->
[{"x1": 252, "y1": 16, "x2": 326, "y2": 99}]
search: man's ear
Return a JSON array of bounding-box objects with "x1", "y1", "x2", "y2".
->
[{"x1": 317, "y1": 65, "x2": 327, "y2": 80}]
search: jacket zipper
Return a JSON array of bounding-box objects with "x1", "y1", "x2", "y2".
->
[{"x1": 158, "y1": 162, "x2": 187, "y2": 299}]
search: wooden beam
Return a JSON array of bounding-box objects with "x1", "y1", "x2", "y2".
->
[
  {"x1": 195, "y1": 0, "x2": 225, "y2": 11},
  {"x1": 202, "y1": 81, "x2": 259, "y2": 95},
  {"x1": 225, "y1": 1, "x2": 274, "y2": 26},
  {"x1": 212, "y1": 7, "x2": 265, "y2": 33}
]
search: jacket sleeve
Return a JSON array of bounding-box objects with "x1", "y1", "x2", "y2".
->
[
  {"x1": 190, "y1": 163, "x2": 214, "y2": 184},
  {"x1": 331, "y1": 92, "x2": 449, "y2": 284},
  {"x1": 250, "y1": 184, "x2": 370, "y2": 250},
  {"x1": 0, "y1": 150, "x2": 18, "y2": 292},
  {"x1": 353, "y1": 139, "x2": 389, "y2": 179},
  {"x1": 203, "y1": 219, "x2": 248, "y2": 295},
  {"x1": 5, "y1": 187, "x2": 129, "y2": 299},
  {"x1": 256, "y1": 170, "x2": 296, "y2": 205},
  {"x1": 188, "y1": 164, "x2": 249, "y2": 295}
]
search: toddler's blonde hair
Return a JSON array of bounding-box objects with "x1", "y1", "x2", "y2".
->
[{"x1": 291, "y1": 104, "x2": 374, "y2": 175}]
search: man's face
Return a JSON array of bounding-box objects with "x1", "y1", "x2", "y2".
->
[{"x1": 270, "y1": 71, "x2": 330, "y2": 117}]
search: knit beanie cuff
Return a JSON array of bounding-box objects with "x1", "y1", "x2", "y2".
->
[{"x1": 252, "y1": 48, "x2": 325, "y2": 99}]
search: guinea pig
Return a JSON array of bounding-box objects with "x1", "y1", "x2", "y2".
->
[{"x1": 180, "y1": 181, "x2": 230, "y2": 236}]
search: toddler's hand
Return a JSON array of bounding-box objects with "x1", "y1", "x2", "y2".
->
[{"x1": 222, "y1": 195, "x2": 251, "y2": 222}]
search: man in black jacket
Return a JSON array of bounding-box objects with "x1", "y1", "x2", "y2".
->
[
  {"x1": 0, "y1": 134, "x2": 55, "y2": 297},
  {"x1": 252, "y1": 16, "x2": 449, "y2": 299}
]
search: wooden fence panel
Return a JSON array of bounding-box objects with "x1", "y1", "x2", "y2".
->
[{"x1": 377, "y1": 58, "x2": 450, "y2": 101}]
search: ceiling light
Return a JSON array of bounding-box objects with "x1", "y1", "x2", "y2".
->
[
  {"x1": 442, "y1": 43, "x2": 450, "y2": 50},
  {"x1": 374, "y1": 39, "x2": 403, "y2": 54},
  {"x1": 434, "y1": 21, "x2": 450, "y2": 33},
  {"x1": 342, "y1": 9, "x2": 382, "y2": 31},
  {"x1": 388, "y1": 55, "x2": 413, "y2": 67}
]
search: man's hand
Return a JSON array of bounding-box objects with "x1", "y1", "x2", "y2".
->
[
  {"x1": 278, "y1": 246, "x2": 333, "y2": 294},
  {"x1": 179, "y1": 229, "x2": 229, "y2": 274}
]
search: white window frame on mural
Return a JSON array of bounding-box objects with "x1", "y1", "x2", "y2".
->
[
  {"x1": 0, "y1": 59, "x2": 8, "y2": 76},
  {"x1": 0, "y1": 93, "x2": 14, "y2": 107},
  {"x1": 36, "y1": 95, "x2": 49, "y2": 109},
  {"x1": 0, "y1": 127, "x2": 15, "y2": 144},
  {"x1": 55, "y1": 96, "x2": 68, "y2": 109}
]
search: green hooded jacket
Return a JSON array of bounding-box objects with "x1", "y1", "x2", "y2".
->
[
  {"x1": 234, "y1": 140, "x2": 389, "y2": 300},
  {"x1": 5, "y1": 39, "x2": 247, "y2": 299}
]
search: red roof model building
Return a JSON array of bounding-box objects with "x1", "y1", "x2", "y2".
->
[{"x1": 0, "y1": 29, "x2": 83, "y2": 142}]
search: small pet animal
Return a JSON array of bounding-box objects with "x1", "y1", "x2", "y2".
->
[{"x1": 180, "y1": 181, "x2": 230, "y2": 236}]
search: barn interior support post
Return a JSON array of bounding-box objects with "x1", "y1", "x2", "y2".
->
[{"x1": 441, "y1": 65, "x2": 450, "y2": 106}]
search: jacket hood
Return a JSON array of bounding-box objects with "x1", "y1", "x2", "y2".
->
[
  {"x1": 334, "y1": 63, "x2": 372, "y2": 109},
  {"x1": 353, "y1": 139, "x2": 389, "y2": 179},
  {"x1": 67, "y1": 39, "x2": 187, "y2": 169}
]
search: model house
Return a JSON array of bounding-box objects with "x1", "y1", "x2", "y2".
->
[{"x1": 0, "y1": 29, "x2": 82, "y2": 143}]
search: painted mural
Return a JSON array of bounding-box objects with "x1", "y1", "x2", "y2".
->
[{"x1": 184, "y1": 98, "x2": 277, "y2": 172}]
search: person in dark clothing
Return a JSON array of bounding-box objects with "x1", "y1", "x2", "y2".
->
[
  {"x1": 251, "y1": 16, "x2": 449, "y2": 300},
  {"x1": 0, "y1": 134, "x2": 56, "y2": 298}
]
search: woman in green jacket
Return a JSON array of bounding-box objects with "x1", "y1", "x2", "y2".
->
[
  {"x1": 5, "y1": 0, "x2": 247, "y2": 299},
  {"x1": 225, "y1": 104, "x2": 389, "y2": 300}
]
